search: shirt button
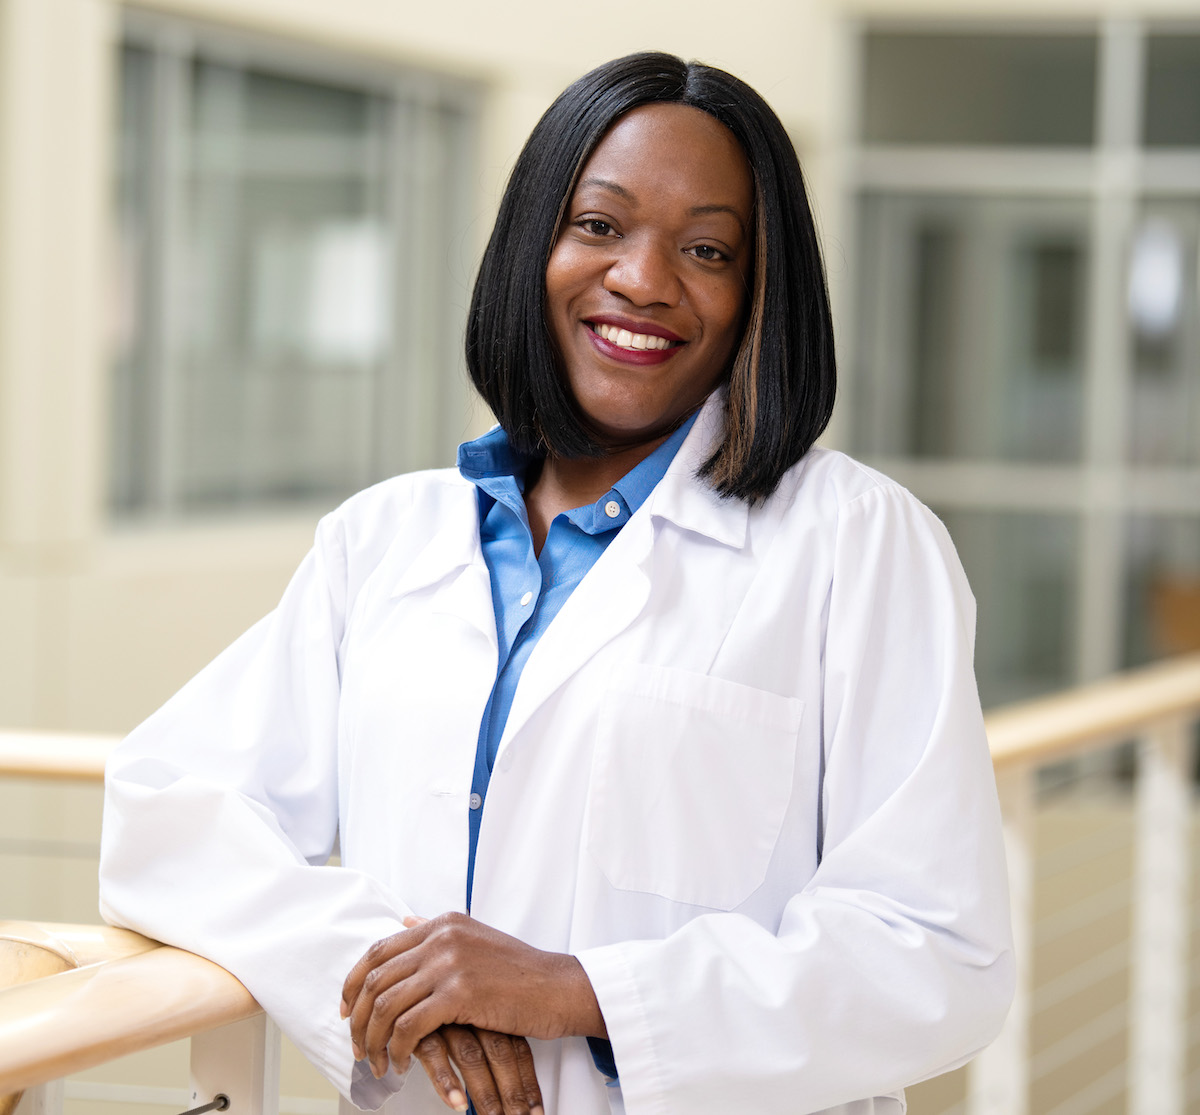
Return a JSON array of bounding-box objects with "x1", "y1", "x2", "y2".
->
[
  {"x1": 520, "y1": 591, "x2": 533, "y2": 606},
  {"x1": 604, "y1": 500, "x2": 621, "y2": 519},
  {"x1": 469, "y1": 793, "x2": 483, "y2": 810}
]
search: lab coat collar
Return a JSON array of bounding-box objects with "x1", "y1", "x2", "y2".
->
[
  {"x1": 389, "y1": 478, "x2": 482, "y2": 599},
  {"x1": 385, "y1": 480, "x2": 497, "y2": 646},
  {"x1": 645, "y1": 390, "x2": 749, "y2": 551}
]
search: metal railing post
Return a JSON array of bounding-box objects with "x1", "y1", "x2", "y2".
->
[
  {"x1": 967, "y1": 762, "x2": 1033, "y2": 1115},
  {"x1": 189, "y1": 1014, "x2": 281, "y2": 1115},
  {"x1": 1129, "y1": 718, "x2": 1192, "y2": 1115}
]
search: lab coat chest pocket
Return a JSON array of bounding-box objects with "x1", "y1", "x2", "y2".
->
[{"x1": 587, "y1": 661, "x2": 802, "y2": 910}]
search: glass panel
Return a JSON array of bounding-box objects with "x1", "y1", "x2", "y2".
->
[
  {"x1": 862, "y1": 32, "x2": 1097, "y2": 146},
  {"x1": 1144, "y1": 34, "x2": 1200, "y2": 147},
  {"x1": 110, "y1": 44, "x2": 156, "y2": 514},
  {"x1": 855, "y1": 193, "x2": 1089, "y2": 462},
  {"x1": 1124, "y1": 515, "x2": 1200, "y2": 667},
  {"x1": 113, "y1": 38, "x2": 475, "y2": 516},
  {"x1": 1030, "y1": 739, "x2": 1135, "y2": 1115},
  {"x1": 177, "y1": 60, "x2": 386, "y2": 509},
  {"x1": 1128, "y1": 201, "x2": 1200, "y2": 466},
  {"x1": 243, "y1": 68, "x2": 372, "y2": 135},
  {"x1": 935, "y1": 509, "x2": 1079, "y2": 707}
]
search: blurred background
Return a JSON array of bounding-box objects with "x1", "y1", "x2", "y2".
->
[
  {"x1": 1, "y1": 0, "x2": 1199, "y2": 1113},
  {"x1": 2, "y1": 0, "x2": 1199, "y2": 733}
]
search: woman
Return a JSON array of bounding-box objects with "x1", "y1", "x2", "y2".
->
[{"x1": 99, "y1": 52, "x2": 1013, "y2": 1115}]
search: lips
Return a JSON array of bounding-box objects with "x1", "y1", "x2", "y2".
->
[{"x1": 584, "y1": 316, "x2": 684, "y2": 365}]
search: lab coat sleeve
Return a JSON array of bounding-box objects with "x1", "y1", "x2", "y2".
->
[
  {"x1": 576, "y1": 482, "x2": 1015, "y2": 1115},
  {"x1": 99, "y1": 508, "x2": 410, "y2": 1109}
]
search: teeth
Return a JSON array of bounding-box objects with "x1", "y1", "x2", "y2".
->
[{"x1": 593, "y1": 323, "x2": 674, "y2": 351}]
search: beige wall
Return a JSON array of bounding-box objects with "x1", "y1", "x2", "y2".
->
[{"x1": 1, "y1": 0, "x2": 1199, "y2": 733}]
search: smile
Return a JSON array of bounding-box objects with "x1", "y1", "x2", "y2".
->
[{"x1": 588, "y1": 323, "x2": 679, "y2": 352}]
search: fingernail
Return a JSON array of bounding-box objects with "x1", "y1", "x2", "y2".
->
[
  {"x1": 339, "y1": 1000, "x2": 349, "y2": 1019},
  {"x1": 532, "y1": 1107, "x2": 544, "y2": 1115},
  {"x1": 447, "y1": 1088, "x2": 468, "y2": 1111},
  {"x1": 372, "y1": 1060, "x2": 385, "y2": 1079},
  {"x1": 352, "y1": 1041, "x2": 363, "y2": 1061}
]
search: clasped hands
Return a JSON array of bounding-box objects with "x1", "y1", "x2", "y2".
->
[{"x1": 341, "y1": 912, "x2": 607, "y2": 1115}]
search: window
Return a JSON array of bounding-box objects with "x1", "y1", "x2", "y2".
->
[
  {"x1": 111, "y1": 15, "x2": 479, "y2": 515},
  {"x1": 849, "y1": 21, "x2": 1200, "y2": 705},
  {"x1": 861, "y1": 31, "x2": 1097, "y2": 147}
]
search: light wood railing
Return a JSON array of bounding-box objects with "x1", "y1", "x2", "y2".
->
[
  {"x1": 0, "y1": 923, "x2": 273, "y2": 1115},
  {"x1": 972, "y1": 652, "x2": 1200, "y2": 1115},
  {"x1": 1, "y1": 652, "x2": 1199, "y2": 1115}
]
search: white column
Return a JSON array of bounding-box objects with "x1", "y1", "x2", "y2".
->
[
  {"x1": 11, "y1": 1080, "x2": 64, "y2": 1115},
  {"x1": 0, "y1": 0, "x2": 114, "y2": 552},
  {"x1": 1129, "y1": 718, "x2": 1192, "y2": 1115},
  {"x1": 189, "y1": 1014, "x2": 281, "y2": 1115},
  {"x1": 968, "y1": 763, "x2": 1033, "y2": 1115},
  {"x1": 0, "y1": 0, "x2": 116, "y2": 725}
]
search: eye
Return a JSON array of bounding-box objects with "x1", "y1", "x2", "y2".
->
[
  {"x1": 688, "y1": 244, "x2": 728, "y2": 262},
  {"x1": 577, "y1": 218, "x2": 616, "y2": 238}
]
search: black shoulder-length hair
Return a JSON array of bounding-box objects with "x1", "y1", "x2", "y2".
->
[{"x1": 465, "y1": 51, "x2": 836, "y2": 503}]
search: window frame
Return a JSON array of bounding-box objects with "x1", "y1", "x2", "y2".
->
[
  {"x1": 843, "y1": 15, "x2": 1200, "y2": 695},
  {"x1": 112, "y1": 10, "x2": 482, "y2": 520}
]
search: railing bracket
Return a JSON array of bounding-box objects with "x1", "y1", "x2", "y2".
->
[{"x1": 177, "y1": 1094, "x2": 230, "y2": 1115}]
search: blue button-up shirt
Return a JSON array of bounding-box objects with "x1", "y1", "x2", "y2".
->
[{"x1": 456, "y1": 413, "x2": 697, "y2": 1089}]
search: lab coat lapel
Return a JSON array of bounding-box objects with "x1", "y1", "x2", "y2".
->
[
  {"x1": 496, "y1": 514, "x2": 655, "y2": 754},
  {"x1": 388, "y1": 483, "x2": 497, "y2": 649},
  {"x1": 495, "y1": 392, "x2": 749, "y2": 753}
]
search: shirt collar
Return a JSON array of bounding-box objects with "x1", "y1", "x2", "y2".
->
[
  {"x1": 456, "y1": 425, "x2": 532, "y2": 487},
  {"x1": 456, "y1": 410, "x2": 701, "y2": 537}
]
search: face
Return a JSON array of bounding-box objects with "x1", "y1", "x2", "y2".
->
[{"x1": 545, "y1": 102, "x2": 754, "y2": 452}]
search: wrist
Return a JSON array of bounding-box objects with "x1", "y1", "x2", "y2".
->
[{"x1": 546, "y1": 954, "x2": 608, "y2": 1040}]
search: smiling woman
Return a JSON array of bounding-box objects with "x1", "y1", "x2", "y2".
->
[
  {"x1": 99, "y1": 52, "x2": 1013, "y2": 1115},
  {"x1": 544, "y1": 104, "x2": 752, "y2": 453}
]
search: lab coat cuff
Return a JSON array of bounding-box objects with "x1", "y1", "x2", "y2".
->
[
  {"x1": 348, "y1": 1059, "x2": 408, "y2": 1111},
  {"x1": 575, "y1": 943, "x2": 668, "y2": 1113},
  {"x1": 316, "y1": 1017, "x2": 409, "y2": 1111}
]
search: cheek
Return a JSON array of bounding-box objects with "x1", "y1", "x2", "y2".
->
[
  {"x1": 545, "y1": 241, "x2": 587, "y2": 303},
  {"x1": 543, "y1": 258, "x2": 575, "y2": 351},
  {"x1": 705, "y1": 286, "x2": 749, "y2": 357}
]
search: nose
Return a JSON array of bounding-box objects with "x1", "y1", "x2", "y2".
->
[{"x1": 602, "y1": 235, "x2": 682, "y2": 307}]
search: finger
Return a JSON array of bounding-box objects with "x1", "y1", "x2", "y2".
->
[
  {"x1": 477, "y1": 1029, "x2": 537, "y2": 1115},
  {"x1": 510, "y1": 1036, "x2": 544, "y2": 1114},
  {"x1": 383, "y1": 990, "x2": 457, "y2": 1078},
  {"x1": 341, "y1": 927, "x2": 425, "y2": 1018},
  {"x1": 352, "y1": 955, "x2": 429, "y2": 1072},
  {"x1": 440, "y1": 1026, "x2": 507, "y2": 1115},
  {"x1": 414, "y1": 1031, "x2": 469, "y2": 1112}
]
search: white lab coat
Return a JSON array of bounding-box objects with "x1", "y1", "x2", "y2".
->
[{"x1": 99, "y1": 394, "x2": 1014, "y2": 1115}]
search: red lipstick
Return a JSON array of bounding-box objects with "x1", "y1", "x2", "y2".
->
[{"x1": 583, "y1": 316, "x2": 685, "y2": 365}]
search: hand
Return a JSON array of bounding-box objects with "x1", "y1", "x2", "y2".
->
[
  {"x1": 414, "y1": 1024, "x2": 543, "y2": 1115},
  {"x1": 340, "y1": 912, "x2": 606, "y2": 1080}
]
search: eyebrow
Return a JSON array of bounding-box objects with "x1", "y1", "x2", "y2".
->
[
  {"x1": 579, "y1": 176, "x2": 634, "y2": 201},
  {"x1": 576, "y1": 177, "x2": 746, "y2": 227}
]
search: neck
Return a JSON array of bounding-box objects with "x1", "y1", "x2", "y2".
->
[{"x1": 523, "y1": 435, "x2": 668, "y2": 555}]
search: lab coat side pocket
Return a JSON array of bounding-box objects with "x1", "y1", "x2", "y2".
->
[{"x1": 586, "y1": 661, "x2": 803, "y2": 911}]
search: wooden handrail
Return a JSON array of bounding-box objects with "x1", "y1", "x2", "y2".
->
[
  {"x1": 986, "y1": 652, "x2": 1200, "y2": 770},
  {"x1": 0, "y1": 922, "x2": 259, "y2": 1094},
  {"x1": 2, "y1": 656, "x2": 1199, "y2": 782},
  {"x1": 0, "y1": 731, "x2": 117, "y2": 781}
]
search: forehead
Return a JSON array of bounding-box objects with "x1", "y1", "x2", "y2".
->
[{"x1": 572, "y1": 103, "x2": 753, "y2": 215}]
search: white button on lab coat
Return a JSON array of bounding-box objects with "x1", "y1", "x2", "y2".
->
[{"x1": 100, "y1": 395, "x2": 1014, "y2": 1115}]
